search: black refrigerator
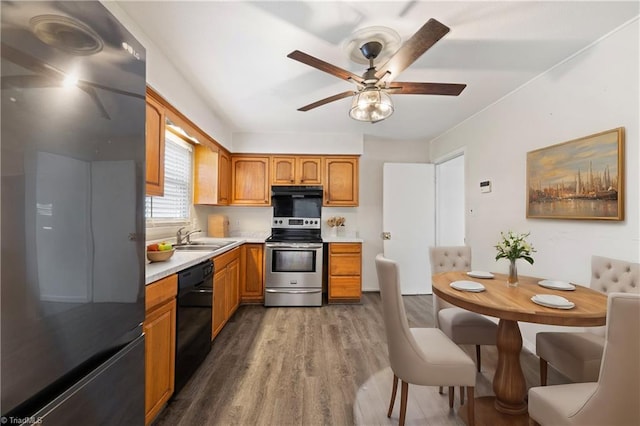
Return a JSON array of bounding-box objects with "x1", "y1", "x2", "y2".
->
[{"x1": 1, "y1": 2, "x2": 146, "y2": 424}]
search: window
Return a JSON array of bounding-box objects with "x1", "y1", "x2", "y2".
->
[{"x1": 145, "y1": 131, "x2": 193, "y2": 223}]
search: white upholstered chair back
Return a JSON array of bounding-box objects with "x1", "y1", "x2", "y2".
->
[
  {"x1": 529, "y1": 293, "x2": 640, "y2": 426},
  {"x1": 375, "y1": 254, "x2": 427, "y2": 381},
  {"x1": 588, "y1": 255, "x2": 639, "y2": 337},
  {"x1": 429, "y1": 246, "x2": 472, "y2": 326},
  {"x1": 592, "y1": 293, "x2": 640, "y2": 421}
]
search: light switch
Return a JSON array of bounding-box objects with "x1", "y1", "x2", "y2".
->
[{"x1": 480, "y1": 180, "x2": 491, "y2": 193}]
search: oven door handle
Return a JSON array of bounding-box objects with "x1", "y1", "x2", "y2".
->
[
  {"x1": 265, "y1": 243, "x2": 323, "y2": 249},
  {"x1": 265, "y1": 289, "x2": 322, "y2": 294}
]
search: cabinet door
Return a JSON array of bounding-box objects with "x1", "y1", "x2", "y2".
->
[
  {"x1": 297, "y1": 157, "x2": 322, "y2": 185},
  {"x1": 144, "y1": 299, "x2": 176, "y2": 425},
  {"x1": 213, "y1": 268, "x2": 227, "y2": 339},
  {"x1": 324, "y1": 157, "x2": 359, "y2": 206},
  {"x1": 272, "y1": 156, "x2": 296, "y2": 185},
  {"x1": 193, "y1": 144, "x2": 218, "y2": 205},
  {"x1": 227, "y1": 258, "x2": 240, "y2": 317},
  {"x1": 231, "y1": 156, "x2": 270, "y2": 205},
  {"x1": 145, "y1": 95, "x2": 165, "y2": 196},
  {"x1": 328, "y1": 243, "x2": 362, "y2": 303},
  {"x1": 218, "y1": 150, "x2": 231, "y2": 205},
  {"x1": 241, "y1": 244, "x2": 264, "y2": 303}
]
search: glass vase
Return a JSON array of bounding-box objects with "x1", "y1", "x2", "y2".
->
[{"x1": 508, "y1": 259, "x2": 518, "y2": 287}]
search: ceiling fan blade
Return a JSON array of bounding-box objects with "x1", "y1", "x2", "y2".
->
[
  {"x1": 375, "y1": 18, "x2": 450, "y2": 80},
  {"x1": 297, "y1": 90, "x2": 355, "y2": 111},
  {"x1": 387, "y1": 82, "x2": 466, "y2": 96},
  {"x1": 288, "y1": 50, "x2": 364, "y2": 85}
]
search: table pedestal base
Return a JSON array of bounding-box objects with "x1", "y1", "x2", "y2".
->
[
  {"x1": 493, "y1": 319, "x2": 528, "y2": 414},
  {"x1": 459, "y1": 397, "x2": 529, "y2": 426}
]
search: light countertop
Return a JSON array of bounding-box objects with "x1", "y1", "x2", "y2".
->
[
  {"x1": 146, "y1": 235, "x2": 362, "y2": 285},
  {"x1": 146, "y1": 238, "x2": 244, "y2": 284}
]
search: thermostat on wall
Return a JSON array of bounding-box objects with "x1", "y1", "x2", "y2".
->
[{"x1": 480, "y1": 180, "x2": 491, "y2": 193}]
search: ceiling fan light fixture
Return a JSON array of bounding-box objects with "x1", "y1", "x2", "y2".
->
[{"x1": 349, "y1": 88, "x2": 393, "y2": 123}]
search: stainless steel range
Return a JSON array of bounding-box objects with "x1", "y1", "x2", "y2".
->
[{"x1": 265, "y1": 186, "x2": 323, "y2": 307}]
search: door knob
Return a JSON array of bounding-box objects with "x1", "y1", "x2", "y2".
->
[{"x1": 382, "y1": 232, "x2": 391, "y2": 240}]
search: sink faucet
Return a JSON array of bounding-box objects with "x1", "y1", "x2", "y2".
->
[
  {"x1": 176, "y1": 227, "x2": 202, "y2": 245},
  {"x1": 176, "y1": 227, "x2": 187, "y2": 245},
  {"x1": 185, "y1": 229, "x2": 202, "y2": 244}
]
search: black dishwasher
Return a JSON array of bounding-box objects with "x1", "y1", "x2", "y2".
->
[{"x1": 175, "y1": 259, "x2": 213, "y2": 395}]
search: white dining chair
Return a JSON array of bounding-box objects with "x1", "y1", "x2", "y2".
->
[
  {"x1": 528, "y1": 292, "x2": 640, "y2": 426},
  {"x1": 429, "y1": 246, "x2": 497, "y2": 403},
  {"x1": 536, "y1": 255, "x2": 639, "y2": 385},
  {"x1": 375, "y1": 254, "x2": 476, "y2": 426}
]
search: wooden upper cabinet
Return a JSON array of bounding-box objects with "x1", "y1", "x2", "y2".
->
[
  {"x1": 231, "y1": 156, "x2": 270, "y2": 205},
  {"x1": 193, "y1": 144, "x2": 218, "y2": 205},
  {"x1": 324, "y1": 156, "x2": 359, "y2": 206},
  {"x1": 271, "y1": 156, "x2": 322, "y2": 185},
  {"x1": 194, "y1": 146, "x2": 230, "y2": 206},
  {"x1": 297, "y1": 157, "x2": 322, "y2": 185},
  {"x1": 145, "y1": 94, "x2": 165, "y2": 196},
  {"x1": 272, "y1": 156, "x2": 296, "y2": 185},
  {"x1": 218, "y1": 150, "x2": 231, "y2": 205}
]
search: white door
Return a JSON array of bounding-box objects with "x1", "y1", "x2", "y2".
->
[
  {"x1": 383, "y1": 163, "x2": 435, "y2": 294},
  {"x1": 436, "y1": 154, "x2": 465, "y2": 246}
]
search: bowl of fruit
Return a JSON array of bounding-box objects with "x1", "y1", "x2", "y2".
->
[{"x1": 146, "y1": 242, "x2": 175, "y2": 262}]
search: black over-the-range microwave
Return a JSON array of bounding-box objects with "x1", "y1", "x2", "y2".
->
[{"x1": 271, "y1": 186, "x2": 323, "y2": 218}]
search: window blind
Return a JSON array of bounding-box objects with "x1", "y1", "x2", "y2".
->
[{"x1": 145, "y1": 131, "x2": 193, "y2": 221}]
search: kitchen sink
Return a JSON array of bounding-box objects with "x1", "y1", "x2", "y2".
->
[{"x1": 174, "y1": 241, "x2": 237, "y2": 251}]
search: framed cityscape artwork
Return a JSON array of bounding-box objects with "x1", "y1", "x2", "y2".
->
[{"x1": 526, "y1": 127, "x2": 624, "y2": 220}]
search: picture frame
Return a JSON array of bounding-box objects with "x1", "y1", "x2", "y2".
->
[{"x1": 526, "y1": 127, "x2": 624, "y2": 220}]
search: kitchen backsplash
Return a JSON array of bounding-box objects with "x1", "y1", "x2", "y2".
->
[{"x1": 194, "y1": 205, "x2": 359, "y2": 238}]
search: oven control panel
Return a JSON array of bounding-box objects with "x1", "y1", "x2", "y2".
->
[{"x1": 272, "y1": 217, "x2": 321, "y2": 229}]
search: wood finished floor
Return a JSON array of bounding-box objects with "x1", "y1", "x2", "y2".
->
[{"x1": 154, "y1": 293, "x2": 570, "y2": 426}]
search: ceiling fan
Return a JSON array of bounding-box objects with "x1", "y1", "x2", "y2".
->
[{"x1": 287, "y1": 18, "x2": 466, "y2": 123}]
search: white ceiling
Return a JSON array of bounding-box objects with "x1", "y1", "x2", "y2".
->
[{"x1": 118, "y1": 1, "x2": 638, "y2": 141}]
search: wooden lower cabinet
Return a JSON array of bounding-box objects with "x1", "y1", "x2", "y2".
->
[
  {"x1": 226, "y1": 257, "x2": 240, "y2": 317},
  {"x1": 213, "y1": 267, "x2": 227, "y2": 339},
  {"x1": 144, "y1": 274, "x2": 177, "y2": 425},
  {"x1": 328, "y1": 243, "x2": 362, "y2": 303},
  {"x1": 240, "y1": 243, "x2": 264, "y2": 303},
  {"x1": 212, "y1": 247, "x2": 240, "y2": 339}
]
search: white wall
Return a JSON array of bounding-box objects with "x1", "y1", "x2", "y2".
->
[
  {"x1": 102, "y1": 2, "x2": 233, "y2": 148},
  {"x1": 232, "y1": 132, "x2": 363, "y2": 154},
  {"x1": 430, "y1": 18, "x2": 640, "y2": 350}
]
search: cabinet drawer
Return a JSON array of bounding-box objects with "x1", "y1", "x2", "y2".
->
[
  {"x1": 330, "y1": 254, "x2": 361, "y2": 276},
  {"x1": 329, "y1": 277, "x2": 361, "y2": 299},
  {"x1": 330, "y1": 243, "x2": 361, "y2": 254},
  {"x1": 146, "y1": 274, "x2": 177, "y2": 312},
  {"x1": 214, "y1": 247, "x2": 240, "y2": 270}
]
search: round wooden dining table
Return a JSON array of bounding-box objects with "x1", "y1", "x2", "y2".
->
[{"x1": 432, "y1": 271, "x2": 608, "y2": 425}]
